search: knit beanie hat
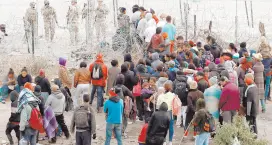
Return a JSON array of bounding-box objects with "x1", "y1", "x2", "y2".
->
[
  {"x1": 34, "y1": 85, "x2": 41, "y2": 93},
  {"x1": 39, "y1": 69, "x2": 45, "y2": 76}
]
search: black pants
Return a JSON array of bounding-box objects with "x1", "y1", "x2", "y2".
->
[
  {"x1": 52, "y1": 114, "x2": 70, "y2": 142},
  {"x1": 76, "y1": 131, "x2": 91, "y2": 145},
  {"x1": 65, "y1": 87, "x2": 72, "y2": 97},
  {"x1": 246, "y1": 116, "x2": 257, "y2": 134},
  {"x1": 6, "y1": 122, "x2": 20, "y2": 145},
  {"x1": 136, "y1": 97, "x2": 144, "y2": 120}
]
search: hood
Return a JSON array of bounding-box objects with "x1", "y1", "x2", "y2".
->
[
  {"x1": 124, "y1": 53, "x2": 132, "y2": 62},
  {"x1": 176, "y1": 74, "x2": 187, "y2": 82},
  {"x1": 137, "y1": 64, "x2": 146, "y2": 73},
  {"x1": 10, "y1": 90, "x2": 18, "y2": 102},
  {"x1": 109, "y1": 96, "x2": 121, "y2": 103},
  {"x1": 208, "y1": 62, "x2": 217, "y2": 72},
  {"x1": 159, "y1": 102, "x2": 168, "y2": 111},
  {"x1": 152, "y1": 52, "x2": 160, "y2": 60},
  {"x1": 95, "y1": 54, "x2": 104, "y2": 63},
  {"x1": 224, "y1": 61, "x2": 233, "y2": 71},
  {"x1": 59, "y1": 57, "x2": 67, "y2": 66},
  {"x1": 52, "y1": 89, "x2": 63, "y2": 99},
  {"x1": 146, "y1": 13, "x2": 152, "y2": 21},
  {"x1": 217, "y1": 64, "x2": 225, "y2": 73},
  {"x1": 157, "y1": 77, "x2": 168, "y2": 84}
]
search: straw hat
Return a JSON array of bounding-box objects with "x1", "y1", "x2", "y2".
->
[{"x1": 252, "y1": 53, "x2": 263, "y2": 61}]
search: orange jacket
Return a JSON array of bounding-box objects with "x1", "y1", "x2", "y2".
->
[
  {"x1": 89, "y1": 59, "x2": 108, "y2": 87},
  {"x1": 74, "y1": 68, "x2": 91, "y2": 88},
  {"x1": 153, "y1": 15, "x2": 159, "y2": 24}
]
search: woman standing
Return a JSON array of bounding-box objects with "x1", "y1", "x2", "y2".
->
[
  {"x1": 17, "y1": 67, "x2": 32, "y2": 90},
  {"x1": 35, "y1": 69, "x2": 51, "y2": 102},
  {"x1": 58, "y1": 57, "x2": 72, "y2": 97}
]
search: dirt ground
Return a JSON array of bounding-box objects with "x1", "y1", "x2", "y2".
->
[{"x1": 0, "y1": 98, "x2": 272, "y2": 145}]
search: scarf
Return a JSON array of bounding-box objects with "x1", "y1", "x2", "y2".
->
[{"x1": 17, "y1": 88, "x2": 41, "y2": 113}]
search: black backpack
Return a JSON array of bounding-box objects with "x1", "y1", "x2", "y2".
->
[
  {"x1": 91, "y1": 63, "x2": 103, "y2": 80},
  {"x1": 204, "y1": 112, "x2": 216, "y2": 133},
  {"x1": 174, "y1": 80, "x2": 188, "y2": 102}
]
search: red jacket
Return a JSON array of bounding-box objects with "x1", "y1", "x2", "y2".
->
[
  {"x1": 138, "y1": 123, "x2": 148, "y2": 143},
  {"x1": 219, "y1": 82, "x2": 240, "y2": 111},
  {"x1": 89, "y1": 58, "x2": 108, "y2": 87}
]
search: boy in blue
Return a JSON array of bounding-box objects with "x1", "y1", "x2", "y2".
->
[
  {"x1": 162, "y1": 16, "x2": 176, "y2": 52},
  {"x1": 104, "y1": 88, "x2": 124, "y2": 145}
]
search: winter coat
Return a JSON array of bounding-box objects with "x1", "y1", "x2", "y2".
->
[
  {"x1": 104, "y1": 96, "x2": 124, "y2": 124},
  {"x1": 173, "y1": 74, "x2": 189, "y2": 106},
  {"x1": 124, "y1": 54, "x2": 135, "y2": 72},
  {"x1": 33, "y1": 91, "x2": 45, "y2": 117},
  {"x1": 137, "y1": 18, "x2": 148, "y2": 38},
  {"x1": 19, "y1": 103, "x2": 32, "y2": 131},
  {"x1": 201, "y1": 51, "x2": 214, "y2": 63},
  {"x1": 151, "y1": 53, "x2": 163, "y2": 70},
  {"x1": 136, "y1": 64, "x2": 150, "y2": 83},
  {"x1": 243, "y1": 84, "x2": 259, "y2": 117},
  {"x1": 89, "y1": 57, "x2": 108, "y2": 87},
  {"x1": 236, "y1": 66, "x2": 246, "y2": 87},
  {"x1": 150, "y1": 34, "x2": 163, "y2": 50},
  {"x1": 122, "y1": 70, "x2": 138, "y2": 91},
  {"x1": 35, "y1": 76, "x2": 51, "y2": 94},
  {"x1": 131, "y1": 11, "x2": 141, "y2": 24},
  {"x1": 74, "y1": 68, "x2": 91, "y2": 87},
  {"x1": 210, "y1": 44, "x2": 221, "y2": 60},
  {"x1": 115, "y1": 84, "x2": 133, "y2": 100},
  {"x1": 146, "y1": 103, "x2": 170, "y2": 145},
  {"x1": 58, "y1": 65, "x2": 72, "y2": 89},
  {"x1": 186, "y1": 89, "x2": 204, "y2": 126},
  {"x1": 194, "y1": 108, "x2": 211, "y2": 134},
  {"x1": 167, "y1": 68, "x2": 177, "y2": 82},
  {"x1": 9, "y1": 91, "x2": 20, "y2": 123},
  {"x1": 144, "y1": 19, "x2": 157, "y2": 43},
  {"x1": 107, "y1": 67, "x2": 121, "y2": 93},
  {"x1": 204, "y1": 85, "x2": 222, "y2": 120},
  {"x1": 208, "y1": 62, "x2": 219, "y2": 79},
  {"x1": 258, "y1": 43, "x2": 272, "y2": 59},
  {"x1": 157, "y1": 92, "x2": 175, "y2": 111},
  {"x1": 45, "y1": 90, "x2": 66, "y2": 115},
  {"x1": 219, "y1": 82, "x2": 240, "y2": 111},
  {"x1": 197, "y1": 78, "x2": 209, "y2": 93},
  {"x1": 252, "y1": 62, "x2": 265, "y2": 100},
  {"x1": 17, "y1": 74, "x2": 32, "y2": 87}
]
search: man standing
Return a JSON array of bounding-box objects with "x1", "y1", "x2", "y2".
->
[
  {"x1": 89, "y1": 53, "x2": 108, "y2": 113},
  {"x1": 95, "y1": 0, "x2": 109, "y2": 44},
  {"x1": 66, "y1": 0, "x2": 80, "y2": 45},
  {"x1": 162, "y1": 16, "x2": 176, "y2": 53},
  {"x1": 24, "y1": 2, "x2": 38, "y2": 54},
  {"x1": 41, "y1": 0, "x2": 58, "y2": 42}
]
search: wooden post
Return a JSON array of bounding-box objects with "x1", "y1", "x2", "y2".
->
[
  {"x1": 179, "y1": 0, "x2": 183, "y2": 25},
  {"x1": 113, "y1": 0, "x2": 116, "y2": 27},
  {"x1": 245, "y1": 1, "x2": 250, "y2": 26},
  {"x1": 194, "y1": 15, "x2": 196, "y2": 38},
  {"x1": 250, "y1": 1, "x2": 254, "y2": 28}
]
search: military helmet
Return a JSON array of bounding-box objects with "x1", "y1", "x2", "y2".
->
[
  {"x1": 30, "y1": 2, "x2": 36, "y2": 8},
  {"x1": 44, "y1": 0, "x2": 49, "y2": 5}
]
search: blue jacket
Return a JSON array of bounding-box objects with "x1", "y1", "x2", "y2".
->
[{"x1": 104, "y1": 96, "x2": 123, "y2": 124}]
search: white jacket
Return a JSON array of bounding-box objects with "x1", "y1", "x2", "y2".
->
[
  {"x1": 137, "y1": 18, "x2": 148, "y2": 38},
  {"x1": 157, "y1": 92, "x2": 175, "y2": 111},
  {"x1": 144, "y1": 19, "x2": 157, "y2": 42}
]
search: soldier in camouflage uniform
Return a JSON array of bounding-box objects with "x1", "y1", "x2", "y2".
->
[
  {"x1": 117, "y1": 7, "x2": 131, "y2": 52},
  {"x1": 66, "y1": 0, "x2": 80, "y2": 45},
  {"x1": 41, "y1": 0, "x2": 58, "y2": 42},
  {"x1": 95, "y1": 0, "x2": 109, "y2": 43},
  {"x1": 24, "y1": 2, "x2": 38, "y2": 54}
]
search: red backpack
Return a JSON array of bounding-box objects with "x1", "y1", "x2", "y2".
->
[{"x1": 29, "y1": 107, "x2": 44, "y2": 133}]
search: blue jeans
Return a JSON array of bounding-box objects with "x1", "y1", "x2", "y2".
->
[
  {"x1": 90, "y1": 85, "x2": 104, "y2": 110},
  {"x1": 22, "y1": 127, "x2": 38, "y2": 145},
  {"x1": 168, "y1": 111, "x2": 174, "y2": 142},
  {"x1": 260, "y1": 99, "x2": 266, "y2": 110},
  {"x1": 265, "y1": 76, "x2": 271, "y2": 100},
  {"x1": 105, "y1": 123, "x2": 122, "y2": 145},
  {"x1": 195, "y1": 132, "x2": 210, "y2": 145}
]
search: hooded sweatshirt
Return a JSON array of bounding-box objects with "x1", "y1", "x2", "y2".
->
[
  {"x1": 9, "y1": 91, "x2": 20, "y2": 123},
  {"x1": 45, "y1": 89, "x2": 66, "y2": 115},
  {"x1": 89, "y1": 55, "x2": 108, "y2": 87},
  {"x1": 151, "y1": 52, "x2": 163, "y2": 70},
  {"x1": 144, "y1": 17, "x2": 157, "y2": 42},
  {"x1": 104, "y1": 96, "x2": 124, "y2": 124}
]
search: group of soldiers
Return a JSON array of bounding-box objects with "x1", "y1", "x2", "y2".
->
[{"x1": 24, "y1": 0, "x2": 109, "y2": 53}]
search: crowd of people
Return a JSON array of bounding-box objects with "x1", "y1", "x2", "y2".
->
[{"x1": 0, "y1": 3, "x2": 272, "y2": 145}]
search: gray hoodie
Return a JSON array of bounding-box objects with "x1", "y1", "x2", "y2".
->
[
  {"x1": 45, "y1": 89, "x2": 65, "y2": 115},
  {"x1": 151, "y1": 52, "x2": 163, "y2": 70}
]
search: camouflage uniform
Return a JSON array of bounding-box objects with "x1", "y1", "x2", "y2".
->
[
  {"x1": 41, "y1": 1, "x2": 57, "y2": 42},
  {"x1": 117, "y1": 13, "x2": 131, "y2": 52},
  {"x1": 24, "y1": 2, "x2": 38, "y2": 54},
  {"x1": 66, "y1": 3, "x2": 80, "y2": 45},
  {"x1": 95, "y1": 3, "x2": 109, "y2": 42}
]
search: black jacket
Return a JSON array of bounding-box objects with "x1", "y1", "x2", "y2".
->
[
  {"x1": 122, "y1": 70, "x2": 138, "y2": 91},
  {"x1": 124, "y1": 54, "x2": 135, "y2": 72},
  {"x1": 173, "y1": 74, "x2": 189, "y2": 106},
  {"x1": 17, "y1": 74, "x2": 32, "y2": 87},
  {"x1": 35, "y1": 76, "x2": 51, "y2": 94},
  {"x1": 210, "y1": 44, "x2": 221, "y2": 60},
  {"x1": 146, "y1": 103, "x2": 170, "y2": 145},
  {"x1": 197, "y1": 78, "x2": 209, "y2": 93},
  {"x1": 115, "y1": 84, "x2": 134, "y2": 101}
]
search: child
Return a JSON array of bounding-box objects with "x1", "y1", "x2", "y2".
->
[
  {"x1": 6, "y1": 90, "x2": 20, "y2": 145},
  {"x1": 138, "y1": 118, "x2": 150, "y2": 145},
  {"x1": 141, "y1": 82, "x2": 154, "y2": 112}
]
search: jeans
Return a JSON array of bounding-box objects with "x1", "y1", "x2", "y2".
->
[
  {"x1": 76, "y1": 130, "x2": 91, "y2": 145},
  {"x1": 195, "y1": 132, "x2": 210, "y2": 145},
  {"x1": 265, "y1": 76, "x2": 271, "y2": 100},
  {"x1": 105, "y1": 123, "x2": 122, "y2": 145},
  {"x1": 90, "y1": 85, "x2": 104, "y2": 110},
  {"x1": 6, "y1": 122, "x2": 20, "y2": 145},
  {"x1": 22, "y1": 127, "x2": 38, "y2": 145},
  {"x1": 74, "y1": 84, "x2": 90, "y2": 108},
  {"x1": 168, "y1": 111, "x2": 174, "y2": 142}
]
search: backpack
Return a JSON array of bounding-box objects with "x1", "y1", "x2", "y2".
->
[
  {"x1": 91, "y1": 63, "x2": 103, "y2": 80},
  {"x1": 172, "y1": 95, "x2": 182, "y2": 116},
  {"x1": 203, "y1": 113, "x2": 216, "y2": 132},
  {"x1": 133, "y1": 81, "x2": 141, "y2": 97},
  {"x1": 74, "y1": 106, "x2": 91, "y2": 129},
  {"x1": 124, "y1": 96, "x2": 133, "y2": 118},
  {"x1": 29, "y1": 107, "x2": 44, "y2": 133},
  {"x1": 174, "y1": 80, "x2": 187, "y2": 101}
]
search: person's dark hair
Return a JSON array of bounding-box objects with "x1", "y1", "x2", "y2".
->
[
  {"x1": 119, "y1": 7, "x2": 126, "y2": 13},
  {"x1": 193, "y1": 58, "x2": 200, "y2": 68},
  {"x1": 196, "y1": 71, "x2": 205, "y2": 77},
  {"x1": 79, "y1": 62, "x2": 87, "y2": 68},
  {"x1": 164, "y1": 82, "x2": 172, "y2": 92},
  {"x1": 21, "y1": 67, "x2": 28, "y2": 72},
  {"x1": 145, "y1": 59, "x2": 152, "y2": 66},
  {"x1": 179, "y1": 61, "x2": 186, "y2": 68},
  {"x1": 176, "y1": 70, "x2": 184, "y2": 75},
  {"x1": 206, "y1": 36, "x2": 215, "y2": 44},
  {"x1": 196, "y1": 98, "x2": 206, "y2": 111},
  {"x1": 156, "y1": 27, "x2": 162, "y2": 34},
  {"x1": 132, "y1": 5, "x2": 139, "y2": 13},
  {"x1": 115, "y1": 74, "x2": 125, "y2": 85},
  {"x1": 188, "y1": 63, "x2": 196, "y2": 70},
  {"x1": 197, "y1": 42, "x2": 202, "y2": 47},
  {"x1": 170, "y1": 53, "x2": 176, "y2": 59},
  {"x1": 121, "y1": 64, "x2": 128, "y2": 73},
  {"x1": 156, "y1": 65, "x2": 163, "y2": 72},
  {"x1": 229, "y1": 43, "x2": 237, "y2": 52},
  {"x1": 8, "y1": 68, "x2": 14, "y2": 75},
  {"x1": 160, "y1": 72, "x2": 168, "y2": 78},
  {"x1": 204, "y1": 45, "x2": 211, "y2": 51},
  {"x1": 176, "y1": 36, "x2": 184, "y2": 40},
  {"x1": 124, "y1": 53, "x2": 132, "y2": 62},
  {"x1": 166, "y1": 16, "x2": 171, "y2": 22},
  {"x1": 240, "y1": 42, "x2": 246, "y2": 48},
  {"x1": 138, "y1": 59, "x2": 146, "y2": 65},
  {"x1": 139, "y1": 6, "x2": 145, "y2": 11},
  {"x1": 111, "y1": 59, "x2": 118, "y2": 67},
  {"x1": 83, "y1": 94, "x2": 90, "y2": 103}
]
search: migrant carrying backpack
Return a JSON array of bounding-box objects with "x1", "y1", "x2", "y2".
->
[
  {"x1": 74, "y1": 106, "x2": 91, "y2": 129},
  {"x1": 29, "y1": 107, "x2": 44, "y2": 133},
  {"x1": 91, "y1": 63, "x2": 103, "y2": 80},
  {"x1": 204, "y1": 113, "x2": 216, "y2": 132},
  {"x1": 174, "y1": 80, "x2": 187, "y2": 101}
]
